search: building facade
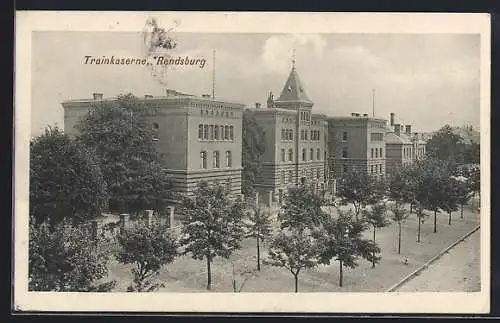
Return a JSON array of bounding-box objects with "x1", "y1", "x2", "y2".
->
[
  {"x1": 251, "y1": 65, "x2": 329, "y2": 206},
  {"x1": 385, "y1": 112, "x2": 427, "y2": 175},
  {"x1": 327, "y1": 114, "x2": 387, "y2": 179},
  {"x1": 62, "y1": 90, "x2": 245, "y2": 199}
]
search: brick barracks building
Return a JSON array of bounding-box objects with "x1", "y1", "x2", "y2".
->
[
  {"x1": 62, "y1": 89, "x2": 245, "y2": 199},
  {"x1": 249, "y1": 64, "x2": 329, "y2": 206}
]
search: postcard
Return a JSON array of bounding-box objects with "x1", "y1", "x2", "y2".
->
[{"x1": 14, "y1": 11, "x2": 490, "y2": 313}]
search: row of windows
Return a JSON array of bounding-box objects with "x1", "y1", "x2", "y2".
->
[
  {"x1": 279, "y1": 148, "x2": 322, "y2": 162},
  {"x1": 300, "y1": 111, "x2": 311, "y2": 121},
  {"x1": 200, "y1": 150, "x2": 232, "y2": 169},
  {"x1": 198, "y1": 124, "x2": 234, "y2": 141},
  {"x1": 200, "y1": 109, "x2": 234, "y2": 118},
  {"x1": 370, "y1": 164, "x2": 384, "y2": 174},
  {"x1": 370, "y1": 147, "x2": 384, "y2": 158},
  {"x1": 281, "y1": 129, "x2": 294, "y2": 141},
  {"x1": 370, "y1": 133, "x2": 384, "y2": 142},
  {"x1": 279, "y1": 168, "x2": 323, "y2": 185}
]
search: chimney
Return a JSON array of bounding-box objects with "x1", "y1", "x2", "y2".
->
[
  {"x1": 394, "y1": 123, "x2": 401, "y2": 136},
  {"x1": 201, "y1": 94, "x2": 211, "y2": 98},
  {"x1": 351, "y1": 113, "x2": 357, "y2": 117},
  {"x1": 144, "y1": 94, "x2": 153, "y2": 99},
  {"x1": 390, "y1": 112, "x2": 395, "y2": 126},
  {"x1": 93, "y1": 93, "x2": 103, "y2": 100},
  {"x1": 255, "y1": 102, "x2": 261, "y2": 109},
  {"x1": 405, "y1": 125, "x2": 412, "y2": 135},
  {"x1": 363, "y1": 113, "x2": 368, "y2": 117}
]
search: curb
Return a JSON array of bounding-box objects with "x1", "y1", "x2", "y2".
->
[{"x1": 386, "y1": 225, "x2": 480, "y2": 292}]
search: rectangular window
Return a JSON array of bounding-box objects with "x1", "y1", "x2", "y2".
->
[
  {"x1": 342, "y1": 147, "x2": 348, "y2": 158},
  {"x1": 370, "y1": 133, "x2": 383, "y2": 141},
  {"x1": 371, "y1": 148, "x2": 374, "y2": 158},
  {"x1": 288, "y1": 149, "x2": 293, "y2": 162},
  {"x1": 371, "y1": 165, "x2": 374, "y2": 174},
  {"x1": 310, "y1": 148, "x2": 314, "y2": 161},
  {"x1": 214, "y1": 125, "x2": 219, "y2": 140},
  {"x1": 379, "y1": 164, "x2": 382, "y2": 173},
  {"x1": 230, "y1": 126, "x2": 234, "y2": 140},
  {"x1": 210, "y1": 125, "x2": 214, "y2": 140},
  {"x1": 225, "y1": 151, "x2": 232, "y2": 167},
  {"x1": 281, "y1": 149, "x2": 285, "y2": 162},
  {"x1": 343, "y1": 164, "x2": 348, "y2": 174},
  {"x1": 198, "y1": 125, "x2": 203, "y2": 140},
  {"x1": 213, "y1": 151, "x2": 220, "y2": 168},
  {"x1": 203, "y1": 124, "x2": 209, "y2": 140},
  {"x1": 317, "y1": 149, "x2": 321, "y2": 160},
  {"x1": 380, "y1": 148, "x2": 383, "y2": 158},
  {"x1": 301, "y1": 130, "x2": 304, "y2": 140},
  {"x1": 224, "y1": 125, "x2": 229, "y2": 140},
  {"x1": 375, "y1": 148, "x2": 379, "y2": 158},
  {"x1": 305, "y1": 130, "x2": 308, "y2": 141},
  {"x1": 281, "y1": 129, "x2": 285, "y2": 140},
  {"x1": 200, "y1": 151, "x2": 207, "y2": 169},
  {"x1": 342, "y1": 131, "x2": 348, "y2": 141},
  {"x1": 302, "y1": 149, "x2": 306, "y2": 161}
]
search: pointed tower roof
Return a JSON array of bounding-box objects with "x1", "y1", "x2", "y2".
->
[{"x1": 276, "y1": 67, "x2": 313, "y2": 104}]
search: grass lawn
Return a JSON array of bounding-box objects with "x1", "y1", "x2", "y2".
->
[{"x1": 103, "y1": 202, "x2": 481, "y2": 293}]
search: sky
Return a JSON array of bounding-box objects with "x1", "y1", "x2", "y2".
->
[{"x1": 31, "y1": 31, "x2": 480, "y2": 136}]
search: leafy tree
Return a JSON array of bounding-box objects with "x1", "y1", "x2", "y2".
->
[
  {"x1": 30, "y1": 126, "x2": 107, "y2": 226},
  {"x1": 266, "y1": 228, "x2": 320, "y2": 292},
  {"x1": 463, "y1": 142, "x2": 480, "y2": 164},
  {"x1": 441, "y1": 176, "x2": 460, "y2": 226},
  {"x1": 411, "y1": 159, "x2": 450, "y2": 233},
  {"x1": 75, "y1": 94, "x2": 173, "y2": 215},
  {"x1": 337, "y1": 171, "x2": 383, "y2": 220},
  {"x1": 179, "y1": 181, "x2": 245, "y2": 290},
  {"x1": 317, "y1": 209, "x2": 378, "y2": 287},
  {"x1": 391, "y1": 203, "x2": 410, "y2": 254},
  {"x1": 29, "y1": 218, "x2": 115, "y2": 291},
  {"x1": 413, "y1": 202, "x2": 428, "y2": 243},
  {"x1": 362, "y1": 203, "x2": 389, "y2": 268},
  {"x1": 279, "y1": 185, "x2": 327, "y2": 232},
  {"x1": 243, "y1": 206, "x2": 273, "y2": 271},
  {"x1": 242, "y1": 109, "x2": 266, "y2": 197},
  {"x1": 455, "y1": 176, "x2": 472, "y2": 219},
  {"x1": 388, "y1": 171, "x2": 413, "y2": 208},
  {"x1": 468, "y1": 167, "x2": 481, "y2": 212},
  {"x1": 116, "y1": 221, "x2": 178, "y2": 292},
  {"x1": 426, "y1": 125, "x2": 466, "y2": 164}
]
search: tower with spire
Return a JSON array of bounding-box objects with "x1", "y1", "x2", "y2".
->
[{"x1": 250, "y1": 50, "x2": 329, "y2": 207}]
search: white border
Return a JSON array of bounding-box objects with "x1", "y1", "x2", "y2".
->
[{"x1": 14, "y1": 11, "x2": 491, "y2": 313}]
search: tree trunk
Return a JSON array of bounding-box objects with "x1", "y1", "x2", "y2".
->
[
  {"x1": 433, "y1": 210, "x2": 437, "y2": 233},
  {"x1": 448, "y1": 211, "x2": 452, "y2": 225},
  {"x1": 294, "y1": 273, "x2": 299, "y2": 293},
  {"x1": 398, "y1": 221, "x2": 402, "y2": 254},
  {"x1": 417, "y1": 215, "x2": 421, "y2": 242},
  {"x1": 339, "y1": 260, "x2": 343, "y2": 287},
  {"x1": 460, "y1": 204, "x2": 464, "y2": 219},
  {"x1": 206, "y1": 255, "x2": 212, "y2": 291},
  {"x1": 372, "y1": 226, "x2": 376, "y2": 268},
  {"x1": 409, "y1": 203, "x2": 413, "y2": 214},
  {"x1": 256, "y1": 237, "x2": 261, "y2": 271},
  {"x1": 471, "y1": 191, "x2": 475, "y2": 212}
]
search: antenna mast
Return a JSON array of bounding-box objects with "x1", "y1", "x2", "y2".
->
[
  {"x1": 212, "y1": 49, "x2": 216, "y2": 100},
  {"x1": 372, "y1": 88, "x2": 375, "y2": 117}
]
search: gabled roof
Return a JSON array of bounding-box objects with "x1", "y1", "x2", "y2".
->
[
  {"x1": 276, "y1": 67, "x2": 313, "y2": 104},
  {"x1": 385, "y1": 132, "x2": 413, "y2": 144}
]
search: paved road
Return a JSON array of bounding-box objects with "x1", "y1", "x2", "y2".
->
[{"x1": 396, "y1": 230, "x2": 481, "y2": 292}]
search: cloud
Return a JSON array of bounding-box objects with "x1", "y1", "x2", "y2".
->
[{"x1": 261, "y1": 34, "x2": 326, "y2": 73}]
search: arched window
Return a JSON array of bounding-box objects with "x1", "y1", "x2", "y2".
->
[
  {"x1": 288, "y1": 149, "x2": 293, "y2": 162},
  {"x1": 213, "y1": 151, "x2": 220, "y2": 168},
  {"x1": 317, "y1": 148, "x2": 321, "y2": 160},
  {"x1": 225, "y1": 151, "x2": 232, "y2": 167},
  {"x1": 229, "y1": 125, "x2": 234, "y2": 140},
  {"x1": 200, "y1": 151, "x2": 207, "y2": 169},
  {"x1": 310, "y1": 148, "x2": 314, "y2": 161}
]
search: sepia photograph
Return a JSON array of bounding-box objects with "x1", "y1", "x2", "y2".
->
[{"x1": 14, "y1": 11, "x2": 490, "y2": 313}]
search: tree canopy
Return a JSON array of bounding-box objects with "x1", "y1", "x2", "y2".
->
[
  {"x1": 75, "y1": 94, "x2": 173, "y2": 214},
  {"x1": 30, "y1": 126, "x2": 107, "y2": 225},
  {"x1": 241, "y1": 109, "x2": 266, "y2": 197}
]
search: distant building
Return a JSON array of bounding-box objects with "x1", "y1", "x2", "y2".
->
[
  {"x1": 62, "y1": 90, "x2": 245, "y2": 199},
  {"x1": 385, "y1": 112, "x2": 427, "y2": 175},
  {"x1": 249, "y1": 64, "x2": 329, "y2": 206},
  {"x1": 327, "y1": 114, "x2": 387, "y2": 179}
]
